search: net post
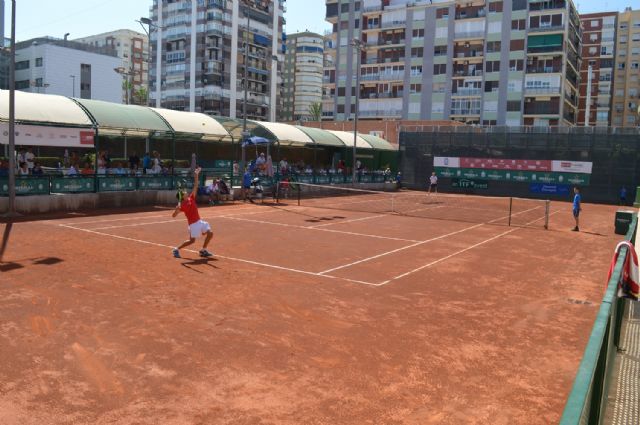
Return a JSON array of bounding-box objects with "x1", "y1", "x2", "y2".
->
[
  {"x1": 544, "y1": 200, "x2": 550, "y2": 230},
  {"x1": 508, "y1": 197, "x2": 513, "y2": 227},
  {"x1": 275, "y1": 181, "x2": 279, "y2": 204},
  {"x1": 297, "y1": 183, "x2": 301, "y2": 207}
]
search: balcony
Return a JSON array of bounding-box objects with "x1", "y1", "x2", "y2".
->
[
  {"x1": 452, "y1": 87, "x2": 482, "y2": 96},
  {"x1": 363, "y1": 91, "x2": 404, "y2": 99},
  {"x1": 529, "y1": 0, "x2": 566, "y2": 11},
  {"x1": 453, "y1": 50, "x2": 484, "y2": 60},
  {"x1": 528, "y1": 24, "x2": 564, "y2": 33},
  {"x1": 381, "y1": 20, "x2": 406, "y2": 29},
  {"x1": 526, "y1": 66, "x2": 562, "y2": 74},
  {"x1": 450, "y1": 108, "x2": 481, "y2": 116},
  {"x1": 524, "y1": 104, "x2": 560, "y2": 115},
  {"x1": 454, "y1": 31, "x2": 485, "y2": 40},
  {"x1": 524, "y1": 86, "x2": 561, "y2": 95},
  {"x1": 361, "y1": 72, "x2": 404, "y2": 81},
  {"x1": 455, "y1": 8, "x2": 486, "y2": 20},
  {"x1": 453, "y1": 69, "x2": 483, "y2": 78},
  {"x1": 359, "y1": 109, "x2": 402, "y2": 118},
  {"x1": 363, "y1": 5, "x2": 381, "y2": 13}
]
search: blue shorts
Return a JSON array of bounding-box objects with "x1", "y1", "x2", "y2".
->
[{"x1": 573, "y1": 209, "x2": 580, "y2": 218}]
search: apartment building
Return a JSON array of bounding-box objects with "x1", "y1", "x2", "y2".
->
[
  {"x1": 282, "y1": 31, "x2": 324, "y2": 121},
  {"x1": 75, "y1": 30, "x2": 149, "y2": 105},
  {"x1": 148, "y1": 0, "x2": 285, "y2": 121},
  {"x1": 323, "y1": 0, "x2": 581, "y2": 127},
  {"x1": 577, "y1": 12, "x2": 617, "y2": 126},
  {"x1": 13, "y1": 37, "x2": 121, "y2": 103},
  {"x1": 612, "y1": 8, "x2": 640, "y2": 128}
]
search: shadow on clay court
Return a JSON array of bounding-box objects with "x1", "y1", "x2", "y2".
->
[
  {"x1": 0, "y1": 256, "x2": 64, "y2": 273},
  {"x1": 180, "y1": 258, "x2": 219, "y2": 273}
]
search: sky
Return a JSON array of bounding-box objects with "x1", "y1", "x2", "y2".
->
[{"x1": 1, "y1": 0, "x2": 635, "y2": 42}]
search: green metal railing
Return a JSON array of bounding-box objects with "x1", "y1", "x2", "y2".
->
[{"x1": 560, "y1": 213, "x2": 637, "y2": 425}]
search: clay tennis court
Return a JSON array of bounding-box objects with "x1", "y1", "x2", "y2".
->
[{"x1": 0, "y1": 191, "x2": 623, "y2": 424}]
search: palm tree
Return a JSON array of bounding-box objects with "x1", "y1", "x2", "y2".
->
[
  {"x1": 135, "y1": 87, "x2": 149, "y2": 105},
  {"x1": 308, "y1": 102, "x2": 322, "y2": 121}
]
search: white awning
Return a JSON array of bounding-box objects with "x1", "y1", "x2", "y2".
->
[
  {"x1": 0, "y1": 90, "x2": 93, "y2": 126},
  {"x1": 151, "y1": 108, "x2": 232, "y2": 141},
  {"x1": 325, "y1": 130, "x2": 373, "y2": 149},
  {"x1": 251, "y1": 121, "x2": 315, "y2": 146}
]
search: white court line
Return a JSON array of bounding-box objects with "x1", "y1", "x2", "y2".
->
[
  {"x1": 317, "y1": 204, "x2": 545, "y2": 275},
  {"x1": 58, "y1": 224, "x2": 380, "y2": 287},
  {"x1": 308, "y1": 214, "x2": 385, "y2": 228},
  {"x1": 378, "y1": 210, "x2": 561, "y2": 285},
  {"x1": 217, "y1": 215, "x2": 423, "y2": 243},
  {"x1": 317, "y1": 223, "x2": 484, "y2": 275}
]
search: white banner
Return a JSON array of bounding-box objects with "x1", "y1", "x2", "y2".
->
[
  {"x1": 551, "y1": 160, "x2": 593, "y2": 174},
  {"x1": 0, "y1": 123, "x2": 95, "y2": 148},
  {"x1": 433, "y1": 157, "x2": 460, "y2": 168}
]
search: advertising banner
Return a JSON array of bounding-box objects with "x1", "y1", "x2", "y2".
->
[
  {"x1": 138, "y1": 176, "x2": 173, "y2": 190},
  {"x1": 434, "y1": 167, "x2": 590, "y2": 185},
  {"x1": 529, "y1": 183, "x2": 571, "y2": 196},
  {"x1": 97, "y1": 177, "x2": 137, "y2": 192},
  {"x1": 433, "y1": 157, "x2": 461, "y2": 168},
  {"x1": 0, "y1": 123, "x2": 95, "y2": 148},
  {"x1": 51, "y1": 177, "x2": 95, "y2": 193},
  {"x1": 460, "y1": 157, "x2": 552, "y2": 172},
  {"x1": 0, "y1": 177, "x2": 50, "y2": 195},
  {"x1": 551, "y1": 160, "x2": 593, "y2": 174}
]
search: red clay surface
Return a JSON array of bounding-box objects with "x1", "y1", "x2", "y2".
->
[{"x1": 0, "y1": 192, "x2": 625, "y2": 424}]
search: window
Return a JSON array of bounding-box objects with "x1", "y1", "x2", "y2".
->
[
  {"x1": 411, "y1": 65, "x2": 423, "y2": 76},
  {"x1": 512, "y1": 0, "x2": 526, "y2": 11},
  {"x1": 434, "y1": 45, "x2": 447, "y2": 56},
  {"x1": 486, "y1": 41, "x2": 501, "y2": 53},
  {"x1": 510, "y1": 39, "x2": 524, "y2": 51},
  {"x1": 509, "y1": 59, "x2": 523, "y2": 71},
  {"x1": 433, "y1": 64, "x2": 447, "y2": 75},
  {"x1": 410, "y1": 83, "x2": 422, "y2": 93},
  {"x1": 15, "y1": 80, "x2": 30, "y2": 89},
  {"x1": 411, "y1": 47, "x2": 423, "y2": 58},
  {"x1": 15, "y1": 60, "x2": 29, "y2": 70},
  {"x1": 632, "y1": 62, "x2": 640, "y2": 70},
  {"x1": 596, "y1": 111, "x2": 608, "y2": 121},
  {"x1": 590, "y1": 20, "x2": 600, "y2": 28},
  {"x1": 588, "y1": 47, "x2": 597, "y2": 56},
  {"x1": 340, "y1": 3, "x2": 349, "y2": 13},
  {"x1": 601, "y1": 46, "x2": 612, "y2": 56},
  {"x1": 412, "y1": 29, "x2": 424, "y2": 39},
  {"x1": 618, "y1": 62, "x2": 626, "y2": 70},
  {"x1": 507, "y1": 100, "x2": 521, "y2": 111},
  {"x1": 35, "y1": 57, "x2": 43, "y2": 67},
  {"x1": 589, "y1": 34, "x2": 598, "y2": 42},
  {"x1": 485, "y1": 61, "x2": 500, "y2": 73},
  {"x1": 436, "y1": 8, "x2": 449, "y2": 19},
  {"x1": 35, "y1": 78, "x2": 43, "y2": 87},
  {"x1": 485, "y1": 81, "x2": 499, "y2": 92},
  {"x1": 338, "y1": 87, "x2": 345, "y2": 96},
  {"x1": 432, "y1": 82, "x2": 446, "y2": 93},
  {"x1": 511, "y1": 19, "x2": 526, "y2": 31},
  {"x1": 633, "y1": 33, "x2": 640, "y2": 42},
  {"x1": 621, "y1": 35, "x2": 628, "y2": 44},
  {"x1": 488, "y1": 1, "x2": 503, "y2": 13}
]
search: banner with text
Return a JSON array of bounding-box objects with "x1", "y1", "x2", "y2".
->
[
  {"x1": 0, "y1": 123, "x2": 95, "y2": 148},
  {"x1": 435, "y1": 157, "x2": 592, "y2": 174},
  {"x1": 435, "y1": 167, "x2": 590, "y2": 185}
]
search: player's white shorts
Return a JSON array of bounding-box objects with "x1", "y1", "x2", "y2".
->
[{"x1": 188, "y1": 220, "x2": 211, "y2": 238}]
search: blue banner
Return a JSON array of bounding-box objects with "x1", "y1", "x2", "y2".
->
[{"x1": 529, "y1": 183, "x2": 570, "y2": 195}]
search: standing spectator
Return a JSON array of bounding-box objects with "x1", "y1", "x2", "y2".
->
[
  {"x1": 396, "y1": 171, "x2": 402, "y2": 189},
  {"x1": 279, "y1": 157, "x2": 288, "y2": 175},
  {"x1": 0, "y1": 160, "x2": 8, "y2": 177},
  {"x1": 233, "y1": 161, "x2": 239, "y2": 176},
  {"x1": 151, "y1": 151, "x2": 162, "y2": 174},
  {"x1": 256, "y1": 152, "x2": 266, "y2": 173},
  {"x1": 243, "y1": 167, "x2": 253, "y2": 203},
  {"x1": 337, "y1": 159, "x2": 346, "y2": 174},
  {"x1": 142, "y1": 152, "x2": 151, "y2": 174},
  {"x1": 97, "y1": 153, "x2": 107, "y2": 175},
  {"x1": 428, "y1": 172, "x2": 438, "y2": 194},
  {"x1": 63, "y1": 149, "x2": 70, "y2": 167},
  {"x1": 32, "y1": 162, "x2": 44, "y2": 176},
  {"x1": 18, "y1": 161, "x2": 29, "y2": 175},
  {"x1": 129, "y1": 151, "x2": 140, "y2": 172},
  {"x1": 25, "y1": 148, "x2": 35, "y2": 172},
  {"x1": 620, "y1": 186, "x2": 628, "y2": 206},
  {"x1": 16, "y1": 149, "x2": 26, "y2": 166},
  {"x1": 103, "y1": 150, "x2": 111, "y2": 168},
  {"x1": 572, "y1": 187, "x2": 582, "y2": 232}
]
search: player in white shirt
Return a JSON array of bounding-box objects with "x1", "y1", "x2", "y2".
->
[{"x1": 428, "y1": 172, "x2": 438, "y2": 194}]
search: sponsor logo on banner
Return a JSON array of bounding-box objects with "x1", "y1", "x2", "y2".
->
[
  {"x1": 452, "y1": 178, "x2": 488, "y2": 189},
  {"x1": 551, "y1": 160, "x2": 593, "y2": 174},
  {"x1": 433, "y1": 157, "x2": 461, "y2": 168},
  {"x1": 530, "y1": 183, "x2": 570, "y2": 195},
  {"x1": 460, "y1": 157, "x2": 552, "y2": 171},
  {"x1": 79, "y1": 130, "x2": 95, "y2": 145},
  {"x1": 0, "y1": 123, "x2": 94, "y2": 148}
]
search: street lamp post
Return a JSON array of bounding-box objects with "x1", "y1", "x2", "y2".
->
[
  {"x1": 138, "y1": 17, "x2": 164, "y2": 107},
  {"x1": 240, "y1": 3, "x2": 252, "y2": 173},
  {"x1": 5, "y1": 0, "x2": 17, "y2": 216},
  {"x1": 114, "y1": 66, "x2": 133, "y2": 104},
  {"x1": 69, "y1": 74, "x2": 76, "y2": 97},
  {"x1": 351, "y1": 38, "x2": 364, "y2": 184}
]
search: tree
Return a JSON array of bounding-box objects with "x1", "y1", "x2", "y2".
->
[
  {"x1": 308, "y1": 102, "x2": 322, "y2": 121},
  {"x1": 135, "y1": 87, "x2": 149, "y2": 105}
]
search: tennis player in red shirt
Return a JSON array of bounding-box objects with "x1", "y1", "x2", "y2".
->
[{"x1": 172, "y1": 167, "x2": 213, "y2": 258}]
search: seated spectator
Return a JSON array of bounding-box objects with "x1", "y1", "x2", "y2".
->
[
  {"x1": 208, "y1": 178, "x2": 221, "y2": 205},
  {"x1": 305, "y1": 165, "x2": 313, "y2": 174},
  {"x1": 32, "y1": 162, "x2": 44, "y2": 176},
  {"x1": 18, "y1": 161, "x2": 29, "y2": 175},
  {"x1": 67, "y1": 164, "x2": 79, "y2": 176},
  {"x1": 0, "y1": 160, "x2": 8, "y2": 177},
  {"x1": 81, "y1": 163, "x2": 93, "y2": 175}
]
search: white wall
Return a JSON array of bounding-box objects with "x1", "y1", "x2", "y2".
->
[{"x1": 15, "y1": 44, "x2": 122, "y2": 103}]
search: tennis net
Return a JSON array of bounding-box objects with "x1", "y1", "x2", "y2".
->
[{"x1": 276, "y1": 181, "x2": 550, "y2": 229}]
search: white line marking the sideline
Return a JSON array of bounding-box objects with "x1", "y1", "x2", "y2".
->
[
  {"x1": 308, "y1": 214, "x2": 385, "y2": 228},
  {"x1": 57, "y1": 223, "x2": 381, "y2": 287},
  {"x1": 377, "y1": 210, "x2": 561, "y2": 285}
]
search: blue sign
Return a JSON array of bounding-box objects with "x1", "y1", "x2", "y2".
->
[{"x1": 529, "y1": 183, "x2": 570, "y2": 195}]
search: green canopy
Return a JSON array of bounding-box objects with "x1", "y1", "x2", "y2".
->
[
  {"x1": 295, "y1": 125, "x2": 345, "y2": 147},
  {"x1": 359, "y1": 134, "x2": 397, "y2": 151},
  {"x1": 73, "y1": 98, "x2": 173, "y2": 136}
]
